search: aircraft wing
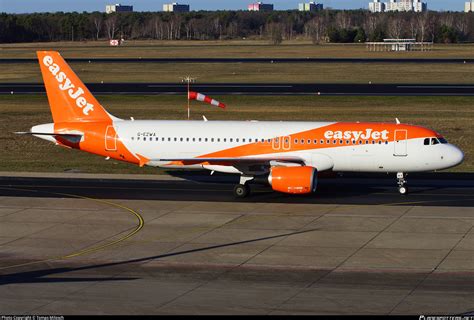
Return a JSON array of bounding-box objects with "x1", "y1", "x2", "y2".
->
[{"x1": 156, "y1": 156, "x2": 306, "y2": 166}]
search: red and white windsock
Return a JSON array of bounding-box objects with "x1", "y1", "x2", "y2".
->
[{"x1": 188, "y1": 91, "x2": 226, "y2": 109}]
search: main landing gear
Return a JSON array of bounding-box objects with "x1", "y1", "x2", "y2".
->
[
  {"x1": 234, "y1": 176, "x2": 254, "y2": 198},
  {"x1": 397, "y1": 172, "x2": 408, "y2": 195}
]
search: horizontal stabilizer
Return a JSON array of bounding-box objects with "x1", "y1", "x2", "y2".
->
[{"x1": 15, "y1": 132, "x2": 83, "y2": 138}]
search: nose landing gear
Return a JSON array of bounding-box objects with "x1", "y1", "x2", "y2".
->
[{"x1": 397, "y1": 172, "x2": 408, "y2": 195}]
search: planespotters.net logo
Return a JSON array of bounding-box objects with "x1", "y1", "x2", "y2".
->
[{"x1": 42, "y1": 55, "x2": 95, "y2": 116}]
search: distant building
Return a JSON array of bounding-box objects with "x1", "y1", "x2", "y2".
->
[
  {"x1": 163, "y1": 3, "x2": 190, "y2": 12},
  {"x1": 412, "y1": 0, "x2": 428, "y2": 12},
  {"x1": 298, "y1": 2, "x2": 323, "y2": 12},
  {"x1": 367, "y1": 38, "x2": 433, "y2": 52},
  {"x1": 248, "y1": 2, "x2": 274, "y2": 11},
  {"x1": 371, "y1": 0, "x2": 427, "y2": 13},
  {"x1": 105, "y1": 3, "x2": 133, "y2": 14},
  {"x1": 466, "y1": 1, "x2": 474, "y2": 12},
  {"x1": 369, "y1": 0, "x2": 386, "y2": 12}
]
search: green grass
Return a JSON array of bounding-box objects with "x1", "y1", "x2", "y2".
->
[
  {"x1": 1, "y1": 40, "x2": 473, "y2": 59},
  {"x1": 1, "y1": 61, "x2": 473, "y2": 84},
  {"x1": 0, "y1": 95, "x2": 472, "y2": 174}
]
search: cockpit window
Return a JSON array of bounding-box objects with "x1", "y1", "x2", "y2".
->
[{"x1": 424, "y1": 137, "x2": 447, "y2": 146}]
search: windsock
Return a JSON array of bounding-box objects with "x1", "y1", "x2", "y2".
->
[{"x1": 188, "y1": 91, "x2": 226, "y2": 109}]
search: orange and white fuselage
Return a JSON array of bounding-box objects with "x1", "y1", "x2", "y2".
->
[{"x1": 27, "y1": 51, "x2": 464, "y2": 197}]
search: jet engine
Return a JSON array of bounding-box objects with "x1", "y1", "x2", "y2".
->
[{"x1": 268, "y1": 166, "x2": 318, "y2": 194}]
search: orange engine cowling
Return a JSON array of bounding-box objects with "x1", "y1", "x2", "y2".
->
[{"x1": 268, "y1": 166, "x2": 318, "y2": 194}]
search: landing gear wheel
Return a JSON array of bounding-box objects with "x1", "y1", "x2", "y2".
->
[
  {"x1": 396, "y1": 172, "x2": 408, "y2": 195},
  {"x1": 234, "y1": 184, "x2": 250, "y2": 198},
  {"x1": 398, "y1": 186, "x2": 408, "y2": 195}
]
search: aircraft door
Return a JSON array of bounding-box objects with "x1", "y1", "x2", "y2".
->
[
  {"x1": 282, "y1": 136, "x2": 291, "y2": 150},
  {"x1": 394, "y1": 130, "x2": 407, "y2": 157},
  {"x1": 105, "y1": 125, "x2": 117, "y2": 151},
  {"x1": 272, "y1": 137, "x2": 281, "y2": 150}
]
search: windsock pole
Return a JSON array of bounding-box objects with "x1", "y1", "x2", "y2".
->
[{"x1": 187, "y1": 80, "x2": 190, "y2": 120}]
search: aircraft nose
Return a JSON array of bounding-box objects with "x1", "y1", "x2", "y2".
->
[{"x1": 446, "y1": 144, "x2": 464, "y2": 168}]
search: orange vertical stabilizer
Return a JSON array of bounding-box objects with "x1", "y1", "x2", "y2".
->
[{"x1": 37, "y1": 51, "x2": 113, "y2": 123}]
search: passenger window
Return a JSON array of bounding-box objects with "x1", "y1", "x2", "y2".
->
[
  {"x1": 301, "y1": 139, "x2": 305, "y2": 144},
  {"x1": 131, "y1": 137, "x2": 135, "y2": 141},
  {"x1": 339, "y1": 140, "x2": 343, "y2": 144},
  {"x1": 314, "y1": 140, "x2": 318, "y2": 144},
  {"x1": 199, "y1": 138, "x2": 202, "y2": 142},
  {"x1": 294, "y1": 139, "x2": 298, "y2": 144},
  {"x1": 320, "y1": 140, "x2": 324, "y2": 144},
  {"x1": 230, "y1": 138, "x2": 233, "y2": 142}
]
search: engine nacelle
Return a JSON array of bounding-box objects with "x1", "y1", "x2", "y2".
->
[{"x1": 268, "y1": 166, "x2": 318, "y2": 194}]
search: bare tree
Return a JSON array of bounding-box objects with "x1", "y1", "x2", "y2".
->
[
  {"x1": 455, "y1": 14, "x2": 469, "y2": 39},
  {"x1": 388, "y1": 16, "x2": 404, "y2": 39},
  {"x1": 213, "y1": 17, "x2": 222, "y2": 39},
  {"x1": 105, "y1": 14, "x2": 118, "y2": 39},
  {"x1": 91, "y1": 13, "x2": 102, "y2": 40},
  {"x1": 152, "y1": 16, "x2": 165, "y2": 40},
  {"x1": 409, "y1": 15, "x2": 418, "y2": 40},
  {"x1": 417, "y1": 12, "x2": 431, "y2": 46},
  {"x1": 363, "y1": 14, "x2": 378, "y2": 39},
  {"x1": 266, "y1": 22, "x2": 283, "y2": 45},
  {"x1": 185, "y1": 18, "x2": 195, "y2": 40},
  {"x1": 305, "y1": 16, "x2": 326, "y2": 44},
  {"x1": 335, "y1": 11, "x2": 352, "y2": 30}
]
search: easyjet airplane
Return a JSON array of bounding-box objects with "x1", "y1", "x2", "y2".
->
[{"x1": 21, "y1": 51, "x2": 464, "y2": 197}]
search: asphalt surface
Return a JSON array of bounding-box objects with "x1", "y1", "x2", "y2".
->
[
  {"x1": 0, "y1": 173, "x2": 473, "y2": 207},
  {"x1": 2, "y1": 82, "x2": 474, "y2": 96},
  {"x1": 1, "y1": 173, "x2": 474, "y2": 314},
  {"x1": 1, "y1": 57, "x2": 473, "y2": 64}
]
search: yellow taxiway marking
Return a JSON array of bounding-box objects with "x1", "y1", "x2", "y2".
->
[{"x1": 0, "y1": 187, "x2": 144, "y2": 271}]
